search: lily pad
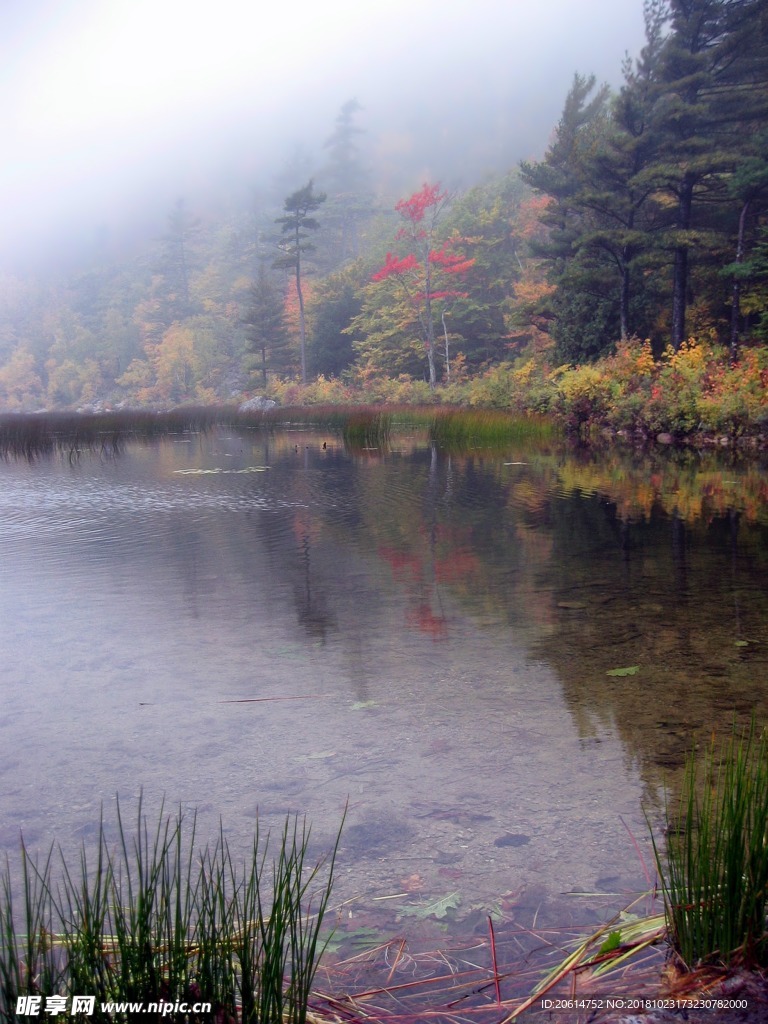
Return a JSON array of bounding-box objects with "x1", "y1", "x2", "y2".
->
[{"x1": 606, "y1": 665, "x2": 640, "y2": 677}]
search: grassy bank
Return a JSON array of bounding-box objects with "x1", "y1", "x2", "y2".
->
[
  {"x1": 3, "y1": 337, "x2": 767, "y2": 452},
  {"x1": 255, "y1": 338, "x2": 768, "y2": 445}
]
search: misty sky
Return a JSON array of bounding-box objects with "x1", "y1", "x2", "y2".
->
[{"x1": 0, "y1": 0, "x2": 646, "y2": 268}]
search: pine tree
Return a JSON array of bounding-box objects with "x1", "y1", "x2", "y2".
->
[
  {"x1": 648, "y1": 0, "x2": 768, "y2": 348},
  {"x1": 274, "y1": 181, "x2": 326, "y2": 383},
  {"x1": 319, "y1": 99, "x2": 372, "y2": 268},
  {"x1": 158, "y1": 198, "x2": 200, "y2": 324},
  {"x1": 307, "y1": 264, "x2": 363, "y2": 377},
  {"x1": 572, "y1": 0, "x2": 668, "y2": 343},
  {"x1": 521, "y1": 74, "x2": 614, "y2": 359},
  {"x1": 243, "y1": 263, "x2": 289, "y2": 387}
]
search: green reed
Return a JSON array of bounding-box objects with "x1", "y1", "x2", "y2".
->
[
  {"x1": 339, "y1": 411, "x2": 392, "y2": 450},
  {"x1": 428, "y1": 409, "x2": 556, "y2": 449},
  {"x1": 0, "y1": 797, "x2": 342, "y2": 1023},
  {"x1": 649, "y1": 724, "x2": 768, "y2": 969}
]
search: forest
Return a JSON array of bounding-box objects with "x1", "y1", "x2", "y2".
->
[{"x1": 0, "y1": 0, "x2": 766, "y2": 436}]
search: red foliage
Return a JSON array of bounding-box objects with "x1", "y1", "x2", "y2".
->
[
  {"x1": 371, "y1": 252, "x2": 419, "y2": 282},
  {"x1": 395, "y1": 183, "x2": 448, "y2": 223},
  {"x1": 429, "y1": 246, "x2": 475, "y2": 275}
]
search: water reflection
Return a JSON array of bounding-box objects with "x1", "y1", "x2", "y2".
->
[{"x1": 0, "y1": 428, "x2": 766, "y2": 950}]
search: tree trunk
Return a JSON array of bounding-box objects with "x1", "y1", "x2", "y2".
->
[
  {"x1": 671, "y1": 174, "x2": 694, "y2": 351},
  {"x1": 620, "y1": 262, "x2": 630, "y2": 342},
  {"x1": 424, "y1": 294, "x2": 437, "y2": 388},
  {"x1": 730, "y1": 200, "x2": 749, "y2": 365},
  {"x1": 295, "y1": 257, "x2": 307, "y2": 385}
]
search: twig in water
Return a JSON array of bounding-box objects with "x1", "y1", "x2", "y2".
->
[{"x1": 488, "y1": 915, "x2": 502, "y2": 1005}]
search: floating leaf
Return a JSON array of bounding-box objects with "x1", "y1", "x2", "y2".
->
[
  {"x1": 734, "y1": 640, "x2": 750, "y2": 647},
  {"x1": 398, "y1": 891, "x2": 461, "y2": 921},
  {"x1": 351, "y1": 700, "x2": 378, "y2": 710},
  {"x1": 606, "y1": 665, "x2": 640, "y2": 677}
]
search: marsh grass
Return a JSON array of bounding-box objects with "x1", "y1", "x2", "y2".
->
[
  {"x1": 650, "y1": 724, "x2": 768, "y2": 969},
  {"x1": 0, "y1": 404, "x2": 560, "y2": 461},
  {"x1": 338, "y1": 411, "x2": 392, "y2": 451},
  {"x1": 0, "y1": 797, "x2": 341, "y2": 1023},
  {"x1": 0, "y1": 408, "x2": 239, "y2": 460},
  {"x1": 427, "y1": 409, "x2": 557, "y2": 449}
]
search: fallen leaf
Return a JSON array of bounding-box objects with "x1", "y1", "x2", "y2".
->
[
  {"x1": 398, "y1": 891, "x2": 461, "y2": 921},
  {"x1": 598, "y1": 930, "x2": 622, "y2": 955},
  {"x1": 399, "y1": 873, "x2": 424, "y2": 893}
]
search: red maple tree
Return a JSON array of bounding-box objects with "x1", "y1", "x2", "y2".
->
[{"x1": 372, "y1": 183, "x2": 474, "y2": 388}]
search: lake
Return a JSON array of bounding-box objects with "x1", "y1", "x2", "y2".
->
[{"x1": 1, "y1": 424, "x2": 767, "y2": 977}]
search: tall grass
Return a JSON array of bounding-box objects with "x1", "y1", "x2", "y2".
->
[
  {"x1": 650, "y1": 724, "x2": 768, "y2": 969},
  {"x1": 0, "y1": 797, "x2": 342, "y2": 1023},
  {"x1": 0, "y1": 408, "x2": 240, "y2": 460},
  {"x1": 428, "y1": 409, "x2": 557, "y2": 449},
  {"x1": 0, "y1": 405, "x2": 561, "y2": 461}
]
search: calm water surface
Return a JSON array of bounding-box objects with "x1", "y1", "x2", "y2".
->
[{"x1": 1, "y1": 427, "x2": 767, "y2": 957}]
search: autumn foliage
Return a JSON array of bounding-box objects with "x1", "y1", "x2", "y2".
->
[{"x1": 367, "y1": 183, "x2": 476, "y2": 388}]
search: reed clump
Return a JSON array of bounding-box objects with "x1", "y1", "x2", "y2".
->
[
  {"x1": 428, "y1": 409, "x2": 557, "y2": 449},
  {"x1": 0, "y1": 797, "x2": 341, "y2": 1023},
  {"x1": 650, "y1": 724, "x2": 768, "y2": 970},
  {"x1": 0, "y1": 408, "x2": 240, "y2": 460}
]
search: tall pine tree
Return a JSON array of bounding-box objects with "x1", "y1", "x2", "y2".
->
[
  {"x1": 243, "y1": 262, "x2": 290, "y2": 387},
  {"x1": 274, "y1": 181, "x2": 326, "y2": 383}
]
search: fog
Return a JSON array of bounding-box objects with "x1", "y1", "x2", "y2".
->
[{"x1": 1, "y1": 0, "x2": 645, "y2": 270}]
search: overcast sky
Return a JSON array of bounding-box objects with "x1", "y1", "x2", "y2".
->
[{"x1": 0, "y1": 0, "x2": 646, "y2": 268}]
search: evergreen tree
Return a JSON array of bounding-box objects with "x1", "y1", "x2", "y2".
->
[
  {"x1": 274, "y1": 181, "x2": 326, "y2": 383},
  {"x1": 521, "y1": 74, "x2": 614, "y2": 359},
  {"x1": 572, "y1": 0, "x2": 668, "y2": 344},
  {"x1": 307, "y1": 263, "x2": 363, "y2": 377},
  {"x1": 519, "y1": 0, "x2": 768, "y2": 359},
  {"x1": 158, "y1": 198, "x2": 200, "y2": 324},
  {"x1": 243, "y1": 263, "x2": 290, "y2": 387},
  {"x1": 648, "y1": 0, "x2": 768, "y2": 348},
  {"x1": 319, "y1": 99, "x2": 372, "y2": 268}
]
